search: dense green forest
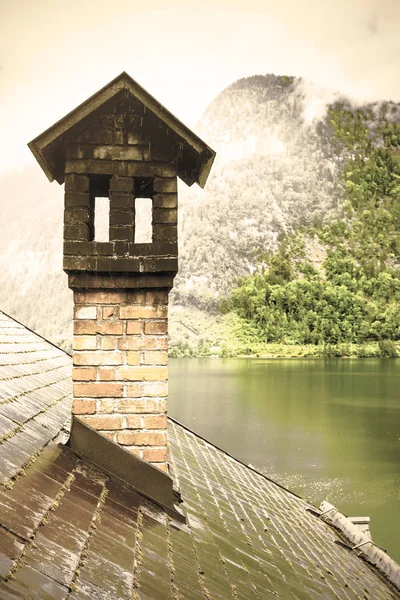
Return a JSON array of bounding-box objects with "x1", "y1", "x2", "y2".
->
[{"x1": 222, "y1": 101, "x2": 400, "y2": 357}]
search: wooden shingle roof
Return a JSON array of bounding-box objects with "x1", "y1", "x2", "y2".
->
[
  {"x1": 28, "y1": 72, "x2": 216, "y2": 189},
  {"x1": 0, "y1": 310, "x2": 399, "y2": 599}
]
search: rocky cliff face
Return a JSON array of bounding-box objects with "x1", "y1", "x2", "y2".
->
[{"x1": 174, "y1": 75, "x2": 342, "y2": 306}]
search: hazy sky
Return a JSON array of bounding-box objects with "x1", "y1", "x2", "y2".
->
[{"x1": 1, "y1": 0, "x2": 400, "y2": 175}]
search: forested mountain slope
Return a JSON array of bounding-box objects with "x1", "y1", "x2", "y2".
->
[
  {"x1": 224, "y1": 101, "x2": 400, "y2": 356},
  {"x1": 0, "y1": 75, "x2": 399, "y2": 354}
]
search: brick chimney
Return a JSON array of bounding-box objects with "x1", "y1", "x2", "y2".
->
[
  {"x1": 72, "y1": 287, "x2": 169, "y2": 470},
  {"x1": 28, "y1": 72, "x2": 215, "y2": 473}
]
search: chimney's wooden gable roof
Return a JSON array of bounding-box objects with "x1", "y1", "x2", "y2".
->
[{"x1": 28, "y1": 72, "x2": 215, "y2": 189}]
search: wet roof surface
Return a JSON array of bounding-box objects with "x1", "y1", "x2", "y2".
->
[
  {"x1": 0, "y1": 310, "x2": 398, "y2": 599},
  {"x1": 0, "y1": 312, "x2": 71, "y2": 484}
]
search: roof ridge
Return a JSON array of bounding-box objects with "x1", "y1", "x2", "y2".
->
[
  {"x1": 319, "y1": 501, "x2": 400, "y2": 592},
  {"x1": 28, "y1": 71, "x2": 216, "y2": 187}
]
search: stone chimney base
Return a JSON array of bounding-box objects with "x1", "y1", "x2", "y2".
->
[{"x1": 72, "y1": 289, "x2": 169, "y2": 472}]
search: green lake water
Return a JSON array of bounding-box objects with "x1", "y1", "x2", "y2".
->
[{"x1": 169, "y1": 358, "x2": 400, "y2": 562}]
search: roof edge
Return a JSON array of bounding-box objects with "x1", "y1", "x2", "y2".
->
[
  {"x1": 319, "y1": 501, "x2": 400, "y2": 592},
  {"x1": 198, "y1": 150, "x2": 216, "y2": 189},
  {"x1": 0, "y1": 309, "x2": 71, "y2": 357},
  {"x1": 168, "y1": 415, "x2": 303, "y2": 500},
  {"x1": 170, "y1": 416, "x2": 400, "y2": 592},
  {"x1": 27, "y1": 140, "x2": 55, "y2": 183},
  {"x1": 28, "y1": 71, "x2": 216, "y2": 188},
  {"x1": 29, "y1": 74, "x2": 127, "y2": 152}
]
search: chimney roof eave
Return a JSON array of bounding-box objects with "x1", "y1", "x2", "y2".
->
[{"x1": 28, "y1": 71, "x2": 216, "y2": 189}]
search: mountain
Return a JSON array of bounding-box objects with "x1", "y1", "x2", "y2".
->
[
  {"x1": 173, "y1": 75, "x2": 342, "y2": 307},
  {"x1": 223, "y1": 94, "x2": 400, "y2": 357},
  {"x1": 0, "y1": 166, "x2": 72, "y2": 348},
  {"x1": 0, "y1": 74, "x2": 398, "y2": 354}
]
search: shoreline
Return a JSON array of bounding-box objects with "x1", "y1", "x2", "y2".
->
[
  {"x1": 169, "y1": 341, "x2": 400, "y2": 359},
  {"x1": 169, "y1": 307, "x2": 399, "y2": 360}
]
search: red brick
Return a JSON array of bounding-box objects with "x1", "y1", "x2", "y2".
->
[
  {"x1": 144, "y1": 321, "x2": 168, "y2": 335},
  {"x1": 100, "y1": 431, "x2": 116, "y2": 442},
  {"x1": 97, "y1": 367, "x2": 117, "y2": 381},
  {"x1": 117, "y1": 431, "x2": 166, "y2": 446},
  {"x1": 118, "y1": 336, "x2": 143, "y2": 350},
  {"x1": 125, "y1": 416, "x2": 142, "y2": 429},
  {"x1": 127, "y1": 352, "x2": 140, "y2": 366},
  {"x1": 74, "y1": 321, "x2": 123, "y2": 335},
  {"x1": 155, "y1": 463, "x2": 169, "y2": 473},
  {"x1": 98, "y1": 399, "x2": 114, "y2": 413},
  {"x1": 64, "y1": 193, "x2": 91, "y2": 209},
  {"x1": 65, "y1": 173, "x2": 89, "y2": 192},
  {"x1": 122, "y1": 384, "x2": 143, "y2": 399},
  {"x1": 74, "y1": 306, "x2": 97, "y2": 319},
  {"x1": 143, "y1": 448, "x2": 168, "y2": 462},
  {"x1": 83, "y1": 415, "x2": 123, "y2": 430},
  {"x1": 73, "y1": 336, "x2": 97, "y2": 350},
  {"x1": 99, "y1": 336, "x2": 119, "y2": 350},
  {"x1": 74, "y1": 383, "x2": 123, "y2": 397},
  {"x1": 153, "y1": 224, "x2": 177, "y2": 242},
  {"x1": 73, "y1": 351, "x2": 123, "y2": 366},
  {"x1": 102, "y1": 306, "x2": 117, "y2": 319},
  {"x1": 120, "y1": 306, "x2": 168, "y2": 319},
  {"x1": 142, "y1": 382, "x2": 168, "y2": 397},
  {"x1": 94, "y1": 146, "x2": 143, "y2": 161},
  {"x1": 126, "y1": 322, "x2": 141, "y2": 335},
  {"x1": 74, "y1": 291, "x2": 126, "y2": 304},
  {"x1": 73, "y1": 367, "x2": 96, "y2": 381},
  {"x1": 119, "y1": 336, "x2": 168, "y2": 351},
  {"x1": 119, "y1": 366, "x2": 168, "y2": 381},
  {"x1": 117, "y1": 398, "x2": 162, "y2": 413},
  {"x1": 153, "y1": 194, "x2": 177, "y2": 209},
  {"x1": 142, "y1": 351, "x2": 168, "y2": 365},
  {"x1": 73, "y1": 399, "x2": 96, "y2": 415},
  {"x1": 144, "y1": 415, "x2": 167, "y2": 430},
  {"x1": 125, "y1": 447, "x2": 143, "y2": 458},
  {"x1": 153, "y1": 208, "x2": 177, "y2": 224}
]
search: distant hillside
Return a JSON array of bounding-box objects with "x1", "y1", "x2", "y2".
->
[
  {"x1": 173, "y1": 75, "x2": 342, "y2": 307},
  {"x1": 0, "y1": 167, "x2": 72, "y2": 348},
  {"x1": 0, "y1": 74, "x2": 399, "y2": 354}
]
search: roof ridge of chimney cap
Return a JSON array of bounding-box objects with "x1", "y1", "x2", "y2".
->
[{"x1": 28, "y1": 71, "x2": 216, "y2": 189}]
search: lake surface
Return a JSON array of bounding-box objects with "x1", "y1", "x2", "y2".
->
[{"x1": 169, "y1": 358, "x2": 400, "y2": 562}]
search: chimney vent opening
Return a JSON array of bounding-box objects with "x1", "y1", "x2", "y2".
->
[
  {"x1": 134, "y1": 177, "x2": 154, "y2": 244},
  {"x1": 90, "y1": 175, "x2": 110, "y2": 243},
  {"x1": 94, "y1": 197, "x2": 110, "y2": 242},
  {"x1": 134, "y1": 198, "x2": 153, "y2": 243}
]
